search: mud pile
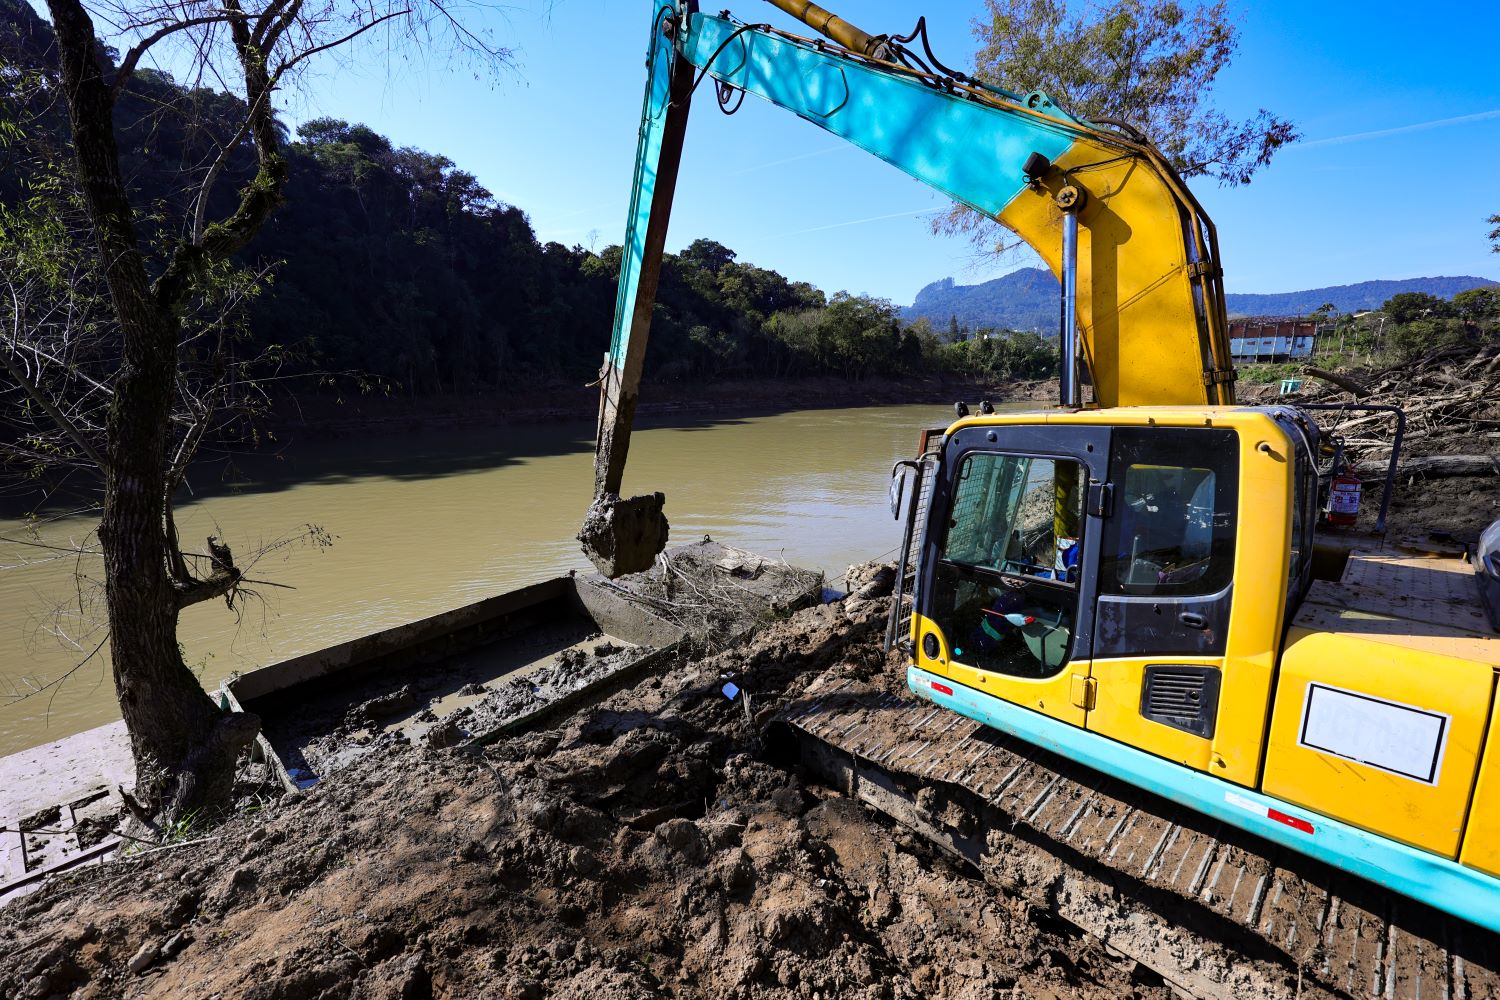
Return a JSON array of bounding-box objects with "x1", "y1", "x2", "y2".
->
[
  {"x1": 596, "y1": 541, "x2": 825, "y2": 641},
  {"x1": 578, "y1": 492, "x2": 671, "y2": 578},
  {"x1": 0, "y1": 593, "x2": 1171, "y2": 1000},
  {"x1": 428, "y1": 639, "x2": 649, "y2": 747}
]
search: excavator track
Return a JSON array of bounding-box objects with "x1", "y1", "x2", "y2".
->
[{"x1": 773, "y1": 677, "x2": 1500, "y2": 1000}]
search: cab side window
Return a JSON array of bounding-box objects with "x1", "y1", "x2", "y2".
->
[
  {"x1": 1101, "y1": 428, "x2": 1238, "y2": 597},
  {"x1": 1285, "y1": 430, "x2": 1318, "y2": 617}
]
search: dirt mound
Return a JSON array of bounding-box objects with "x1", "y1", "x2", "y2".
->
[
  {"x1": 0, "y1": 597, "x2": 1168, "y2": 1000},
  {"x1": 596, "y1": 540, "x2": 824, "y2": 641}
]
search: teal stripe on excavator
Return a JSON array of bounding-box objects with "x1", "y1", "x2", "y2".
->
[
  {"x1": 679, "y1": 12, "x2": 1079, "y2": 223},
  {"x1": 606, "y1": 4, "x2": 679, "y2": 369},
  {"x1": 907, "y1": 666, "x2": 1500, "y2": 935}
]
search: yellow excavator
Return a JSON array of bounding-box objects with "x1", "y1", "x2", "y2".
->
[{"x1": 582, "y1": 2, "x2": 1500, "y2": 993}]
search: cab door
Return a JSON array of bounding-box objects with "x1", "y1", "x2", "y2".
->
[
  {"x1": 913, "y1": 422, "x2": 1110, "y2": 726},
  {"x1": 1084, "y1": 423, "x2": 1281, "y2": 783}
]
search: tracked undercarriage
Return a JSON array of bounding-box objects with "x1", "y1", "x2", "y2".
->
[{"x1": 772, "y1": 675, "x2": 1500, "y2": 1000}]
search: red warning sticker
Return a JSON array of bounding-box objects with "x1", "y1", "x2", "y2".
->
[
  {"x1": 1226, "y1": 791, "x2": 1314, "y2": 835},
  {"x1": 1267, "y1": 808, "x2": 1316, "y2": 835}
]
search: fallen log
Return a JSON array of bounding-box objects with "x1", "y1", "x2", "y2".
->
[
  {"x1": 1356, "y1": 454, "x2": 1500, "y2": 479},
  {"x1": 1303, "y1": 365, "x2": 1371, "y2": 398}
]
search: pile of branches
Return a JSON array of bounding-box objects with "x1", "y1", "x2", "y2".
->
[
  {"x1": 1294, "y1": 343, "x2": 1500, "y2": 480},
  {"x1": 595, "y1": 541, "x2": 824, "y2": 645}
]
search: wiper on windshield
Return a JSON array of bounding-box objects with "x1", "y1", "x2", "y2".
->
[{"x1": 940, "y1": 558, "x2": 1076, "y2": 590}]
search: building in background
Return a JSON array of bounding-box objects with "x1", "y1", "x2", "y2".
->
[{"x1": 1228, "y1": 319, "x2": 1326, "y2": 362}]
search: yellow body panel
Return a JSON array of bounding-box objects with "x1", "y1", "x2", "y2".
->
[
  {"x1": 912, "y1": 612, "x2": 1085, "y2": 725},
  {"x1": 1088, "y1": 656, "x2": 1216, "y2": 770},
  {"x1": 1461, "y1": 694, "x2": 1500, "y2": 876},
  {"x1": 996, "y1": 139, "x2": 1214, "y2": 407},
  {"x1": 1206, "y1": 414, "x2": 1292, "y2": 786},
  {"x1": 924, "y1": 404, "x2": 1500, "y2": 872},
  {"x1": 1080, "y1": 410, "x2": 1290, "y2": 785},
  {"x1": 1264, "y1": 627, "x2": 1493, "y2": 857}
]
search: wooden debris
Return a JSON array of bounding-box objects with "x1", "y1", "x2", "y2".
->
[
  {"x1": 1288, "y1": 344, "x2": 1500, "y2": 480},
  {"x1": 1303, "y1": 365, "x2": 1370, "y2": 397},
  {"x1": 1357, "y1": 454, "x2": 1500, "y2": 479}
]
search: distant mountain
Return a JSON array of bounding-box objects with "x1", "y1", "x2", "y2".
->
[
  {"x1": 903, "y1": 270, "x2": 1062, "y2": 334},
  {"x1": 1223, "y1": 276, "x2": 1498, "y2": 317},
  {"x1": 902, "y1": 269, "x2": 1500, "y2": 332}
]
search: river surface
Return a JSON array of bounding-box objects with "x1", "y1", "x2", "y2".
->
[{"x1": 0, "y1": 402, "x2": 965, "y2": 757}]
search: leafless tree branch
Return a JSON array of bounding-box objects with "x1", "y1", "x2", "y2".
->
[{"x1": 112, "y1": 13, "x2": 242, "y2": 93}]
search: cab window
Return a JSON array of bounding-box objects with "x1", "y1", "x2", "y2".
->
[
  {"x1": 931, "y1": 454, "x2": 1085, "y2": 679},
  {"x1": 1100, "y1": 428, "x2": 1238, "y2": 597}
]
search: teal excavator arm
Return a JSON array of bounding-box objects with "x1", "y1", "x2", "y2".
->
[{"x1": 579, "y1": 0, "x2": 1235, "y2": 576}]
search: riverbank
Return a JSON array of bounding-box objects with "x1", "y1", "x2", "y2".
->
[
  {"x1": 268, "y1": 374, "x2": 1055, "y2": 441},
  {"x1": 0, "y1": 585, "x2": 1179, "y2": 1000}
]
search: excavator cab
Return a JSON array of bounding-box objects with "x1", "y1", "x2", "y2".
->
[
  {"x1": 905, "y1": 410, "x2": 1297, "y2": 756},
  {"x1": 902, "y1": 406, "x2": 1500, "y2": 926}
]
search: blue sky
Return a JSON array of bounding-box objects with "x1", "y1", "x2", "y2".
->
[{"x1": 197, "y1": 1, "x2": 1500, "y2": 301}]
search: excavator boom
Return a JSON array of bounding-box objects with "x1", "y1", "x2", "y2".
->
[
  {"x1": 581, "y1": 0, "x2": 1236, "y2": 577},
  {"x1": 678, "y1": 7, "x2": 1237, "y2": 408}
]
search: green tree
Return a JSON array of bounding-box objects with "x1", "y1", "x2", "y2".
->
[
  {"x1": 1382, "y1": 292, "x2": 1450, "y2": 325},
  {"x1": 679, "y1": 238, "x2": 737, "y2": 275},
  {"x1": 938, "y1": 0, "x2": 1297, "y2": 255},
  {"x1": 820, "y1": 294, "x2": 903, "y2": 381},
  {"x1": 1453, "y1": 287, "x2": 1500, "y2": 323},
  {"x1": 1452, "y1": 287, "x2": 1500, "y2": 339},
  {"x1": 1390, "y1": 317, "x2": 1464, "y2": 360},
  {"x1": 765, "y1": 308, "x2": 827, "y2": 377},
  {"x1": 1488, "y1": 213, "x2": 1499, "y2": 253}
]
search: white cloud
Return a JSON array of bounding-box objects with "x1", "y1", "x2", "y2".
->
[
  {"x1": 770, "y1": 208, "x2": 934, "y2": 239},
  {"x1": 1292, "y1": 109, "x2": 1500, "y2": 150}
]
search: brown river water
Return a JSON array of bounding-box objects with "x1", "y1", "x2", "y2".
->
[{"x1": 0, "y1": 402, "x2": 964, "y2": 757}]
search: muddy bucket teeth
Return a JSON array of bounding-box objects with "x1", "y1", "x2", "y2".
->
[{"x1": 578, "y1": 492, "x2": 669, "y2": 578}]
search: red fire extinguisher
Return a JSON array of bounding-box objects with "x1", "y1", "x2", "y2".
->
[{"x1": 1327, "y1": 463, "x2": 1362, "y2": 527}]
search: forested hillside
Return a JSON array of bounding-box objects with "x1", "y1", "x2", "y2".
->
[
  {"x1": 903, "y1": 270, "x2": 1063, "y2": 333},
  {"x1": 4, "y1": 0, "x2": 1054, "y2": 397},
  {"x1": 6, "y1": 0, "x2": 1494, "y2": 410}
]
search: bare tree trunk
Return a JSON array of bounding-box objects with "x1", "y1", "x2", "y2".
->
[
  {"x1": 47, "y1": 0, "x2": 257, "y2": 819},
  {"x1": 100, "y1": 317, "x2": 257, "y2": 814}
]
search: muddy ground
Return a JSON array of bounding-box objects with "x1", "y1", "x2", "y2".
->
[
  {"x1": 5, "y1": 356, "x2": 1498, "y2": 1000},
  {"x1": 0, "y1": 589, "x2": 1174, "y2": 1000}
]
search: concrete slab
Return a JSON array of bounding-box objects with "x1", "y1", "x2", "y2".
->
[{"x1": 0, "y1": 720, "x2": 133, "y2": 825}]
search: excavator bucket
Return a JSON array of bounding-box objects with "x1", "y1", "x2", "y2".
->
[
  {"x1": 577, "y1": 491, "x2": 669, "y2": 578},
  {"x1": 577, "y1": 3, "x2": 692, "y2": 578}
]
